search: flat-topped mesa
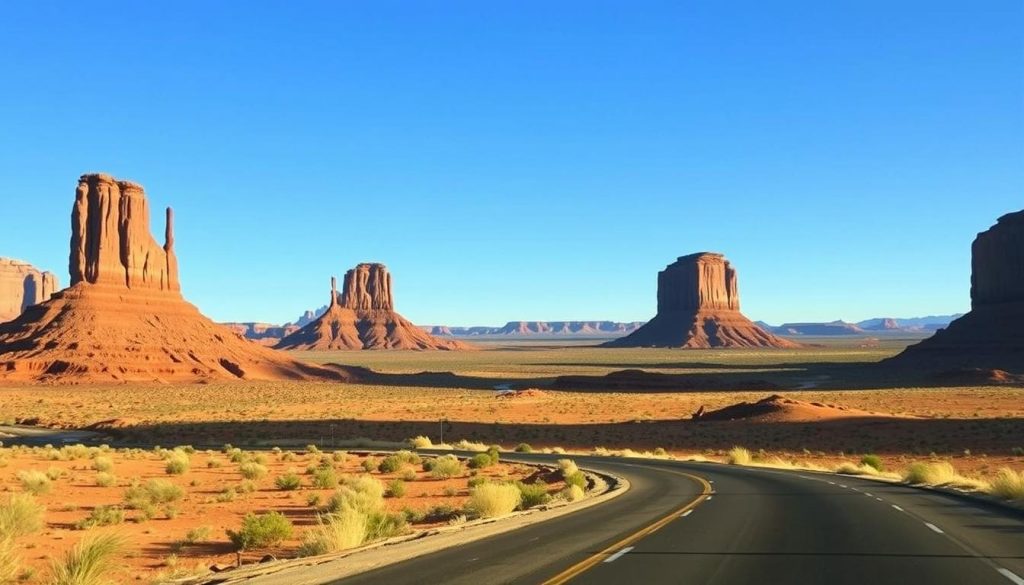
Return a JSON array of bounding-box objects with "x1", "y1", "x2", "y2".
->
[
  {"x1": 340, "y1": 263, "x2": 393, "y2": 311},
  {"x1": 604, "y1": 251, "x2": 798, "y2": 349},
  {"x1": 658, "y1": 252, "x2": 740, "y2": 313},
  {"x1": 971, "y1": 210, "x2": 1024, "y2": 309},
  {"x1": 0, "y1": 259, "x2": 59, "y2": 323},
  {"x1": 69, "y1": 173, "x2": 180, "y2": 293}
]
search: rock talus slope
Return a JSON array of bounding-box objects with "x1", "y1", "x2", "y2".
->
[
  {"x1": 0, "y1": 173, "x2": 352, "y2": 382},
  {"x1": 604, "y1": 252, "x2": 799, "y2": 348}
]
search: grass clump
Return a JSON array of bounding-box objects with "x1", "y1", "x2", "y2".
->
[
  {"x1": 727, "y1": 446, "x2": 752, "y2": 465},
  {"x1": 561, "y1": 484, "x2": 585, "y2": 502},
  {"x1": 902, "y1": 461, "x2": 987, "y2": 490},
  {"x1": 385, "y1": 479, "x2": 406, "y2": 498},
  {"x1": 987, "y1": 468, "x2": 1024, "y2": 501},
  {"x1": 298, "y1": 508, "x2": 367, "y2": 556},
  {"x1": 430, "y1": 455, "x2": 463, "y2": 479},
  {"x1": 275, "y1": 472, "x2": 302, "y2": 491},
  {"x1": 124, "y1": 479, "x2": 183, "y2": 513},
  {"x1": 49, "y1": 533, "x2": 125, "y2": 585},
  {"x1": 0, "y1": 536, "x2": 18, "y2": 584},
  {"x1": 0, "y1": 493, "x2": 45, "y2": 537},
  {"x1": 860, "y1": 454, "x2": 883, "y2": 471},
  {"x1": 75, "y1": 505, "x2": 124, "y2": 530},
  {"x1": 16, "y1": 470, "x2": 51, "y2": 495},
  {"x1": 227, "y1": 512, "x2": 293, "y2": 551},
  {"x1": 312, "y1": 467, "x2": 339, "y2": 489},
  {"x1": 469, "y1": 483, "x2": 521, "y2": 518},
  {"x1": 95, "y1": 472, "x2": 117, "y2": 487},
  {"x1": 516, "y1": 481, "x2": 551, "y2": 508},
  {"x1": 165, "y1": 453, "x2": 190, "y2": 475},
  {"x1": 183, "y1": 526, "x2": 212, "y2": 545},
  {"x1": 92, "y1": 457, "x2": 114, "y2": 473},
  {"x1": 514, "y1": 443, "x2": 533, "y2": 453},
  {"x1": 408, "y1": 436, "x2": 433, "y2": 449},
  {"x1": 239, "y1": 462, "x2": 268, "y2": 480},
  {"x1": 468, "y1": 453, "x2": 496, "y2": 470}
]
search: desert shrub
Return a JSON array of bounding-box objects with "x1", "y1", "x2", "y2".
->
[
  {"x1": 361, "y1": 457, "x2": 379, "y2": 473},
  {"x1": 454, "y1": 440, "x2": 488, "y2": 452},
  {"x1": 366, "y1": 511, "x2": 407, "y2": 541},
  {"x1": 564, "y1": 471, "x2": 587, "y2": 490},
  {"x1": 183, "y1": 526, "x2": 212, "y2": 545},
  {"x1": 395, "y1": 450, "x2": 422, "y2": 465},
  {"x1": 312, "y1": 467, "x2": 339, "y2": 489},
  {"x1": 49, "y1": 533, "x2": 125, "y2": 585},
  {"x1": 298, "y1": 509, "x2": 367, "y2": 556},
  {"x1": 469, "y1": 483, "x2": 521, "y2": 518},
  {"x1": 16, "y1": 470, "x2": 51, "y2": 495},
  {"x1": 401, "y1": 468, "x2": 417, "y2": 481},
  {"x1": 421, "y1": 458, "x2": 436, "y2": 472},
  {"x1": 378, "y1": 455, "x2": 404, "y2": 474},
  {"x1": 902, "y1": 461, "x2": 987, "y2": 490},
  {"x1": 45, "y1": 466, "x2": 65, "y2": 481},
  {"x1": 561, "y1": 484, "x2": 585, "y2": 502},
  {"x1": 409, "y1": 436, "x2": 433, "y2": 449},
  {"x1": 275, "y1": 472, "x2": 302, "y2": 491},
  {"x1": 467, "y1": 476, "x2": 488, "y2": 489},
  {"x1": 653, "y1": 447, "x2": 669, "y2": 458},
  {"x1": 239, "y1": 462, "x2": 268, "y2": 480},
  {"x1": 0, "y1": 493, "x2": 45, "y2": 537},
  {"x1": 516, "y1": 481, "x2": 551, "y2": 509},
  {"x1": 988, "y1": 468, "x2": 1024, "y2": 500},
  {"x1": 95, "y1": 472, "x2": 117, "y2": 487},
  {"x1": 306, "y1": 444, "x2": 321, "y2": 455},
  {"x1": 227, "y1": 448, "x2": 245, "y2": 463},
  {"x1": 385, "y1": 479, "x2": 406, "y2": 498},
  {"x1": 331, "y1": 450, "x2": 348, "y2": 463},
  {"x1": 468, "y1": 453, "x2": 495, "y2": 470},
  {"x1": 237, "y1": 479, "x2": 258, "y2": 493},
  {"x1": 165, "y1": 454, "x2": 190, "y2": 475},
  {"x1": 206, "y1": 458, "x2": 224, "y2": 469},
  {"x1": 75, "y1": 505, "x2": 124, "y2": 530},
  {"x1": 215, "y1": 488, "x2": 237, "y2": 503},
  {"x1": 514, "y1": 443, "x2": 533, "y2": 453},
  {"x1": 430, "y1": 455, "x2": 462, "y2": 479},
  {"x1": 92, "y1": 457, "x2": 114, "y2": 473},
  {"x1": 227, "y1": 512, "x2": 293, "y2": 550},
  {"x1": 0, "y1": 536, "x2": 17, "y2": 584},
  {"x1": 557, "y1": 459, "x2": 579, "y2": 477},
  {"x1": 727, "y1": 447, "x2": 752, "y2": 465},
  {"x1": 860, "y1": 454, "x2": 883, "y2": 471},
  {"x1": 124, "y1": 479, "x2": 183, "y2": 510}
]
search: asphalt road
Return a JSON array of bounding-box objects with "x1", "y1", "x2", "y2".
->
[{"x1": 332, "y1": 455, "x2": 1024, "y2": 585}]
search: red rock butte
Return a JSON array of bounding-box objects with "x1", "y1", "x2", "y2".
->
[
  {"x1": 887, "y1": 209, "x2": 1024, "y2": 373},
  {"x1": 604, "y1": 252, "x2": 799, "y2": 349},
  {"x1": 276, "y1": 264, "x2": 472, "y2": 350},
  {"x1": 0, "y1": 258, "x2": 58, "y2": 323},
  {"x1": 0, "y1": 173, "x2": 353, "y2": 382}
]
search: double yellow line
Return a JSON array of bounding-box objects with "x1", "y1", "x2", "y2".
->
[{"x1": 542, "y1": 469, "x2": 712, "y2": 585}]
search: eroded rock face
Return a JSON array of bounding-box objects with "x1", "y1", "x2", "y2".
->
[
  {"x1": 605, "y1": 252, "x2": 799, "y2": 349},
  {"x1": 70, "y1": 174, "x2": 179, "y2": 292},
  {"x1": 888, "y1": 209, "x2": 1024, "y2": 374},
  {"x1": 277, "y1": 267, "x2": 472, "y2": 351},
  {"x1": 0, "y1": 259, "x2": 59, "y2": 323},
  {"x1": 0, "y1": 173, "x2": 351, "y2": 382},
  {"x1": 340, "y1": 263, "x2": 394, "y2": 311}
]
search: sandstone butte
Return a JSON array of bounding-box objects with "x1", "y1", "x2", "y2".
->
[
  {"x1": 0, "y1": 258, "x2": 58, "y2": 323},
  {"x1": 604, "y1": 252, "x2": 800, "y2": 349},
  {"x1": 886, "y1": 209, "x2": 1024, "y2": 374},
  {"x1": 276, "y1": 264, "x2": 473, "y2": 350},
  {"x1": 0, "y1": 173, "x2": 353, "y2": 382}
]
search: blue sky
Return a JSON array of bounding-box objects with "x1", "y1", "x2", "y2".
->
[{"x1": 1, "y1": 1, "x2": 1021, "y2": 326}]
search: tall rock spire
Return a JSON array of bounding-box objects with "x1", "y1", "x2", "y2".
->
[{"x1": 340, "y1": 263, "x2": 394, "y2": 311}]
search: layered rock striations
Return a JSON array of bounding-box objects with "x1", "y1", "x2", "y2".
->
[
  {"x1": 888, "y1": 210, "x2": 1024, "y2": 373},
  {"x1": 277, "y1": 266, "x2": 472, "y2": 350},
  {"x1": 0, "y1": 259, "x2": 58, "y2": 323},
  {"x1": 604, "y1": 252, "x2": 799, "y2": 348},
  {"x1": 0, "y1": 173, "x2": 352, "y2": 382}
]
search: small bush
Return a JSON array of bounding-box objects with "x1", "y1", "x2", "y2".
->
[
  {"x1": 727, "y1": 447, "x2": 752, "y2": 465},
  {"x1": 215, "y1": 488, "x2": 237, "y2": 503},
  {"x1": 0, "y1": 536, "x2": 17, "y2": 584},
  {"x1": 361, "y1": 457, "x2": 378, "y2": 473},
  {"x1": 385, "y1": 479, "x2": 406, "y2": 498},
  {"x1": 557, "y1": 459, "x2": 579, "y2": 477},
  {"x1": 95, "y1": 472, "x2": 117, "y2": 487},
  {"x1": 469, "y1": 483, "x2": 521, "y2": 518},
  {"x1": 227, "y1": 512, "x2": 293, "y2": 550},
  {"x1": 239, "y1": 462, "x2": 268, "y2": 480},
  {"x1": 514, "y1": 443, "x2": 533, "y2": 453},
  {"x1": 561, "y1": 484, "x2": 585, "y2": 502},
  {"x1": 860, "y1": 454, "x2": 883, "y2": 471},
  {"x1": 16, "y1": 470, "x2": 51, "y2": 495},
  {"x1": 468, "y1": 453, "x2": 495, "y2": 470},
  {"x1": 0, "y1": 493, "x2": 45, "y2": 537},
  {"x1": 430, "y1": 455, "x2": 462, "y2": 479},
  {"x1": 124, "y1": 479, "x2": 183, "y2": 510},
  {"x1": 184, "y1": 525, "x2": 212, "y2": 545},
  {"x1": 49, "y1": 533, "x2": 125, "y2": 585},
  {"x1": 92, "y1": 457, "x2": 114, "y2": 473},
  {"x1": 75, "y1": 505, "x2": 124, "y2": 530},
  {"x1": 516, "y1": 481, "x2": 551, "y2": 508},
  {"x1": 312, "y1": 467, "x2": 339, "y2": 489},
  {"x1": 564, "y1": 471, "x2": 587, "y2": 490},
  {"x1": 306, "y1": 493, "x2": 322, "y2": 507},
  {"x1": 45, "y1": 467, "x2": 64, "y2": 481},
  {"x1": 275, "y1": 473, "x2": 302, "y2": 491},
  {"x1": 378, "y1": 455, "x2": 404, "y2": 474},
  {"x1": 165, "y1": 455, "x2": 190, "y2": 475},
  {"x1": 298, "y1": 509, "x2": 367, "y2": 556},
  {"x1": 401, "y1": 468, "x2": 417, "y2": 481},
  {"x1": 988, "y1": 468, "x2": 1024, "y2": 500},
  {"x1": 902, "y1": 461, "x2": 987, "y2": 490},
  {"x1": 408, "y1": 436, "x2": 433, "y2": 449}
]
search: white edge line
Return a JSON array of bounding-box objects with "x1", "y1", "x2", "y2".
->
[
  {"x1": 892, "y1": 505, "x2": 904, "y2": 512},
  {"x1": 604, "y1": 546, "x2": 634, "y2": 563},
  {"x1": 997, "y1": 567, "x2": 1024, "y2": 585},
  {"x1": 680, "y1": 510, "x2": 693, "y2": 518},
  {"x1": 925, "y1": 522, "x2": 944, "y2": 534}
]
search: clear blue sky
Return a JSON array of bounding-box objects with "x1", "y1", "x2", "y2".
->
[{"x1": 1, "y1": 1, "x2": 1021, "y2": 326}]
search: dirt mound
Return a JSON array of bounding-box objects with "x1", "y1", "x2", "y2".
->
[
  {"x1": 0, "y1": 174, "x2": 352, "y2": 383},
  {"x1": 276, "y1": 271, "x2": 472, "y2": 351},
  {"x1": 551, "y1": 369, "x2": 778, "y2": 392},
  {"x1": 887, "y1": 210, "x2": 1024, "y2": 374},
  {"x1": 604, "y1": 253, "x2": 800, "y2": 349},
  {"x1": 691, "y1": 394, "x2": 902, "y2": 423}
]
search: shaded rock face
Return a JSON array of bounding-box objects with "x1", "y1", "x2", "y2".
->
[
  {"x1": 277, "y1": 267, "x2": 472, "y2": 351},
  {"x1": 340, "y1": 263, "x2": 393, "y2": 311},
  {"x1": 888, "y1": 210, "x2": 1024, "y2": 374},
  {"x1": 0, "y1": 259, "x2": 59, "y2": 323},
  {"x1": 604, "y1": 252, "x2": 799, "y2": 349},
  {"x1": 0, "y1": 173, "x2": 351, "y2": 383}
]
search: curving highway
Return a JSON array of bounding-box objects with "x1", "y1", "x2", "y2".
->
[{"x1": 331, "y1": 454, "x2": 1024, "y2": 585}]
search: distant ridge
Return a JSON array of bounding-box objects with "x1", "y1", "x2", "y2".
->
[{"x1": 421, "y1": 321, "x2": 645, "y2": 337}]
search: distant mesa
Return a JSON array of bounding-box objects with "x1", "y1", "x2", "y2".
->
[
  {"x1": 773, "y1": 321, "x2": 865, "y2": 336},
  {"x1": 221, "y1": 323, "x2": 300, "y2": 347},
  {"x1": 0, "y1": 173, "x2": 352, "y2": 382},
  {"x1": 420, "y1": 321, "x2": 645, "y2": 337},
  {"x1": 603, "y1": 252, "x2": 800, "y2": 348},
  {"x1": 0, "y1": 258, "x2": 58, "y2": 324},
  {"x1": 276, "y1": 264, "x2": 472, "y2": 351},
  {"x1": 886, "y1": 209, "x2": 1024, "y2": 374}
]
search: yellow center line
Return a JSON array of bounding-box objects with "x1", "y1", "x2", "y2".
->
[{"x1": 542, "y1": 467, "x2": 713, "y2": 585}]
